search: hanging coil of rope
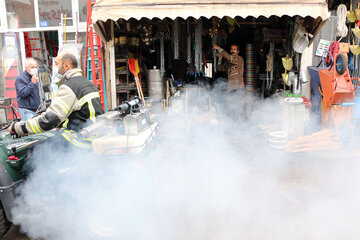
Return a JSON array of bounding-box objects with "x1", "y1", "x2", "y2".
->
[
  {"x1": 266, "y1": 54, "x2": 273, "y2": 72},
  {"x1": 336, "y1": 4, "x2": 348, "y2": 39}
]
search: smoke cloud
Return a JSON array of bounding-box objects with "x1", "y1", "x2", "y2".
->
[{"x1": 11, "y1": 84, "x2": 360, "y2": 240}]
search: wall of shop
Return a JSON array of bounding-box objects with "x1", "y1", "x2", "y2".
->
[
  {"x1": 0, "y1": 0, "x2": 88, "y2": 71},
  {"x1": 311, "y1": 15, "x2": 337, "y2": 66},
  {"x1": 0, "y1": 0, "x2": 89, "y2": 110}
]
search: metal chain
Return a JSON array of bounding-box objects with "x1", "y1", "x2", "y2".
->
[
  {"x1": 173, "y1": 19, "x2": 179, "y2": 59},
  {"x1": 187, "y1": 19, "x2": 191, "y2": 64},
  {"x1": 160, "y1": 36, "x2": 165, "y2": 76},
  {"x1": 195, "y1": 19, "x2": 202, "y2": 73}
]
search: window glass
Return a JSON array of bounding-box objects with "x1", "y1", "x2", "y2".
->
[
  {"x1": 79, "y1": 0, "x2": 88, "y2": 23},
  {"x1": 59, "y1": 32, "x2": 86, "y2": 71},
  {"x1": 77, "y1": 32, "x2": 87, "y2": 72},
  {"x1": 5, "y1": 0, "x2": 36, "y2": 28},
  {"x1": 64, "y1": 32, "x2": 76, "y2": 45},
  {"x1": 79, "y1": 0, "x2": 96, "y2": 23},
  {"x1": 38, "y1": 0, "x2": 72, "y2": 27}
]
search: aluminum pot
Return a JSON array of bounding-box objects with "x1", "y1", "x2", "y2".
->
[{"x1": 147, "y1": 67, "x2": 165, "y2": 100}]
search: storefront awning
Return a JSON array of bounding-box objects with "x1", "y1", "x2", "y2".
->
[{"x1": 92, "y1": 0, "x2": 329, "y2": 24}]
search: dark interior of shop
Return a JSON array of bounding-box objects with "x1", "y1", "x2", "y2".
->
[{"x1": 101, "y1": 15, "x2": 322, "y2": 103}]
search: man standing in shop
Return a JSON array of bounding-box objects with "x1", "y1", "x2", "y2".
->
[
  {"x1": 213, "y1": 43, "x2": 244, "y2": 92},
  {"x1": 213, "y1": 43, "x2": 247, "y2": 119},
  {"x1": 15, "y1": 58, "x2": 40, "y2": 120}
]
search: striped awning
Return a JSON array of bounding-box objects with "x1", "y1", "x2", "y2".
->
[{"x1": 92, "y1": 0, "x2": 328, "y2": 24}]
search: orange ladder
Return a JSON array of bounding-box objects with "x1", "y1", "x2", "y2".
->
[
  {"x1": 24, "y1": 33, "x2": 32, "y2": 57},
  {"x1": 85, "y1": 0, "x2": 107, "y2": 111}
]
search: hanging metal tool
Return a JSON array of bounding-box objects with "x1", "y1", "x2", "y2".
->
[
  {"x1": 210, "y1": 18, "x2": 220, "y2": 74},
  {"x1": 213, "y1": 37, "x2": 218, "y2": 74},
  {"x1": 187, "y1": 19, "x2": 191, "y2": 65},
  {"x1": 194, "y1": 19, "x2": 203, "y2": 75},
  {"x1": 266, "y1": 43, "x2": 275, "y2": 90},
  {"x1": 160, "y1": 36, "x2": 165, "y2": 77},
  {"x1": 173, "y1": 18, "x2": 180, "y2": 60},
  {"x1": 281, "y1": 54, "x2": 293, "y2": 86}
]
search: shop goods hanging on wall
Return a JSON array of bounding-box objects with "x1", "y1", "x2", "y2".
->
[
  {"x1": 226, "y1": 17, "x2": 240, "y2": 28},
  {"x1": 154, "y1": 24, "x2": 170, "y2": 40},
  {"x1": 245, "y1": 44, "x2": 255, "y2": 96},
  {"x1": 210, "y1": 18, "x2": 220, "y2": 75},
  {"x1": 160, "y1": 37, "x2": 165, "y2": 76},
  {"x1": 350, "y1": 27, "x2": 360, "y2": 55},
  {"x1": 315, "y1": 39, "x2": 331, "y2": 57},
  {"x1": 350, "y1": 39, "x2": 360, "y2": 55},
  {"x1": 153, "y1": 22, "x2": 171, "y2": 77},
  {"x1": 289, "y1": 71, "x2": 301, "y2": 94},
  {"x1": 140, "y1": 25, "x2": 153, "y2": 46},
  {"x1": 281, "y1": 55, "x2": 293, "y2": 86},
  {"x1": 173, "y1": 19, "x2": 180, "y2": 59},
  {"x1": 266, "y1": 43, "x2": 274, "y2": 90},
  {"x1": 282, "y1": 55, "x2": 293, "y2": 71},
  {"x1": 352, "y1": 27, "x2": 360, "y2": 39},
  {"x1": 336, "y1": 4, "x2": 348, "y2": 38},
  {"x1": 356, "y1": 3, "x2": 360, "y2": 20},
  {"x1": 347, "y1": 0, "x2": 356, "y2": 22},
  {"x1": 209, "y1": 18, "x2": 220, "y2": 38},
  {"x1": 292, "y1": 23, "x2": 312, "y2": 54},
  {"x1": 187, "y1": 19, "x2": 191, "y2": 65},
  {"x1": 281, "y1": 72, "x2": 290, "y2": 86},
  {"x1": 194, "y1": 19, "x2": 203, "y2": 75}
]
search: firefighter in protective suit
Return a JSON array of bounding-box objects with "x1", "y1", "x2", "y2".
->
[{"x1": 8, "y1": 53, "x2": 104, "y2": 149}]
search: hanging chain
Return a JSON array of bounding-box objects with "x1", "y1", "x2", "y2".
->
[
  {"x1": 160, "y1": 36, "x2": 165, "y2": 76},
  {"x1": 173, "y1": 19, "x2": 179, "y2": 59},
  {"x1": 195, "y1": 19, "x2": 202, "y2": 73},
  {"x1": 187, "y1": 19, "x2": 191, "y2": 65}
]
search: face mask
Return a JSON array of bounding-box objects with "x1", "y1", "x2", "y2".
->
[
  {"x1": 54, "y1": 64, "x2": 66, "y2": 79},
  {"x1": 30, "y1": 68, "x2": 38, "y2": 76}
]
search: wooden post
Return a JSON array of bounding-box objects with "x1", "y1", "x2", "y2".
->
[{"x1": 110, "y1": 21, "x2": 116, "y2": 108}]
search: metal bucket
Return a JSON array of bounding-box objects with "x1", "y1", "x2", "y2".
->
[
  {"x1": 148, "y1": 67, "x2": 165, "y2": 100},
  {"x1": 269, "y1": 131, "x2": 288, "y2": 149},
  {"x1": 283, "y1": 97, "x2": 306, "y2": 139}
]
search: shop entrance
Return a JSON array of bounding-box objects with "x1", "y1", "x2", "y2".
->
[{"x1": 111, "y1": 15, "x2": 320, "y2": 104}]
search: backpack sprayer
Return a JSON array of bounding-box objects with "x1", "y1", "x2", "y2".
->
[{"x1": 80, "y1": 98, "x2": 159, "y2": 155}]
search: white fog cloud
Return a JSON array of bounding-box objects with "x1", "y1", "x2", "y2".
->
[{"x1": 11, "y1": 84, "x2": 360, "y2": 240}]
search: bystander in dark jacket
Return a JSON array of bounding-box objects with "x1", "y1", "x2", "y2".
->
[{"x1": 15, "y1": 58, "x2": 40, "y2": 120}]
